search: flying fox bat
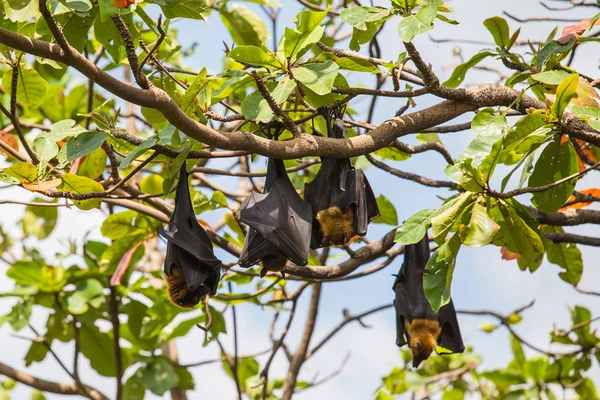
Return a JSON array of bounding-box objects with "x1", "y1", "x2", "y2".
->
[
  {"x1": 238, "y1": 158, "x2": 313, "y2": 277},
  {"x1": 158, "y1": 165, "x2": 221, "y2": 308},
  {"x1": 304, "y1": 107, "x2": 380, "y2": 248},
  {"x1": 393, "y1": 235, "x2": 465, "y2": 367}
]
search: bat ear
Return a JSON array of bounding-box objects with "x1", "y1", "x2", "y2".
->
[{"x1": 260, "y1": 268, "x2": 268, "y2": 278}]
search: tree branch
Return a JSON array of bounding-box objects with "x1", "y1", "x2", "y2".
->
[
  {"x1": 282, "y1": 283, "x2": 321, "y2": 400},
  {"x1": 0, "y1": 362, "x2": 108, "y2": 400}
]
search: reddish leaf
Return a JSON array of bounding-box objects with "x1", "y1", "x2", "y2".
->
[
  {"x1": 559, "y1": 18, "x2": 600, "y2": 44},
  {"x1": 22, "y1": 179, "x2": 62, "y2": 192},
  {"x1": 111, "y1": 0, "x2": 136, "y2": 8},
  {"x1": 501, "y1": 246, "x2": 521, "y2": 260},
  {"x1": 0, "y1": 132, "x2": 19, "y2": 158},
  {"x1": 561, "y1": 188, "x2": 600, "y2": 210},
  {"x1": 110, "y1": 241, "x2": 142, "y2": 286},
  {"x1": 69, "y1": 157, "x2": 82, "y2": 174}
]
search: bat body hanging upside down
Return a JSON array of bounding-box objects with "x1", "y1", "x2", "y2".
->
[
  {"x1": 304, "y1": 107, "x2": 380, "y2": 248},
  {"x1": 158, "y1": 165, "x2": 222, "y2": 308},
  {"x1": 393, "y1": 235, "x2": 465, "y2": 367},
  {"x1": 238, "y1": 158, "x2": 313, "y2": 277}
]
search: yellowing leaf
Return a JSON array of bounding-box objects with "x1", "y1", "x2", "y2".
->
[{"x1": 59, "y1": 174, "x2": 104, "y2": 210}]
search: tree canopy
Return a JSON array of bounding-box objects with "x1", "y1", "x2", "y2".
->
[{"x1": 1, "y1": 0, "x2": 600, "y2": 399}]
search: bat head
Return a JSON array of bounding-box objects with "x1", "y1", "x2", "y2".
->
[
  {"x1": 164, "y1": 265, "x2": 208, "y2": 308},
  {"x1": 259, "y1": 253, "x2": 288, "y2": 277},
  {"x1": 405, "y1": 318, "x2": 441, "y2": 368},
  {"x1": 316, "y1": 205, "x2": 355, "y2": 246}
]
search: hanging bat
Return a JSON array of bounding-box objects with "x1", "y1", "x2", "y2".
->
[
  {"x1": 158, "y1": 165, "x2": 221, "y2": 308},
  {"x1": 238, "y1": 158, "x2": 312, "y2": 277},
  {"x1": 393, "y1": 235, "x2": 465, "y2": 367},
  {"x1": 304, "y1": 107, "x2": 380, "y2": 248}
]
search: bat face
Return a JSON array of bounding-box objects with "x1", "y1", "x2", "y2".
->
[
  {"x1": 305, "y1": 108, "x2": 380, "y2": 249},
  {"x1": 159, "y1": 165, "x2": 222, "y2": 304},
  {"x1": 393, "y1": 235, "x2": 464, "y2": 367},
  {"x1": 405, "y1": 318, "x2": 442, "y2": 367},
  {"x1": 238, "y1": 158, "x2": 312, "y2": 274},
  {"x1": 164, "y1": 265, "x2": 208, "y2": 308},
  {"x1": 259, "y1": 253, "x2": 287, "y2": 277}
]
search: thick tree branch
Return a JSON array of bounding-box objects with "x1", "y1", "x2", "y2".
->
[{"x1": 0, "y1": 361, "x2": 108, "y2": 400}]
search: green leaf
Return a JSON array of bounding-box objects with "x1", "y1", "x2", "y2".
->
[
  {"x1": 374, "y1": 147, "x2": 411, "y2": 161},
  {"x1": 483, "y1": 17, "x2": 510, "y2": 48},
  {"x1": 228, "y1": 46, "x2": 281, "y2": 69},
  {"x1": 78, "y1": 147, "x2": 108, "y2": 180},
  {"x1": 374, "y1": 390, "x2": 396, "y2": 400},
  {"x1": 161, "y1": 0, "x2": 208, "y2": 20},
  {"x1": 479, "y1": 321, "x2": 498, "y2": 333},
  {"x1": 496, "y1": 202, "x2": 545, "y2": 269},
  {"x1": 524, "y1": 357, "x2": 548, "y2": 384},
  {"x1": 22, "y1": 198, "x2": 58, "y2": 240},
  {"x1": 6, "y1": 261, "x2": 66, "y2": 292},
  {"x1": 443, "y1": 51, "x2": 494, "y2": 88},
  {"x1": 59, "y1": 174, "x2": 104, "y2": 210},
  {"x1": 424, "y1": 234, "x2": 461, "y2": 312},
  {"x1": 293, "y1": 61, "x2": 339, "y2": 95},
  {"x1": 327, "y1": 54, "x2": 380, "y2": 73},
  {"x1": 220, "y1": 4, "x2": 268, "y2": 47},
  {"x1": 123, "y1": 368, "x2": 146, "y2": 400},
  {"x1": 66, "y1": 279, "x2": 104, "y2": 315},
  {"x1": 101, "y1": 211, "x2": 159, "y2": 240},
  {"x1": 283, "y1": 9, "x2": 327, "y2": 60},
  {"x1": 181, "y1": 68, "x2": 210, "y2": 115},
  {"x1": 4, "y1": 162, "x2": 37, "y2": 183},
  {"x1": 528, "y1": 137, "x2": 578, "y2": 212},
  {"x1": 536, "y1": 40, "x2": 575, "y2": 71},
  {"x1": 222, "y1": 357, "x2": 259, "y2": 390},
  {"x1": 42, "y1": 119, "x2": 87, "y2": 142},
  {"x1": 4, "y1": 0, "x2": 38, "y2": 22},
  {"x1": 431, "y1": 192, "x2": 474, "y2": 244},
  {"x1": 144, "y1": 357, "x2": 179, "y2": 396},
  {"x1": 552, "y1": 73, "x2": 579, "y2": 117},
  {"x1": 5, "y1": 298, "x2": 32, "y2": 331},
  {"x1": 395, "y1": 209, "x2": 433, "y2": 244},
  {"x1": 374, "y1": 195, "x2": 398, "y2": 225},
  {"x1": 140, "y1": 174, "x2": 164, "y2": 195},
  {"x1": 2, "y1": 67, "x2": 48, "y2": 109},
  {"x1": 241, "y1": 77, "x2": 297, "y2": 123},
  {"x1": 543, "y1": 226, "x2": 583, "y2": 285},
  {"x1": 66, "y1": 132, "x2": 107, "y2": 162},
  {"x1": 340, "y1": 6, "x2": 390, "y2": 30},
  {"x1": 119, "y1": 137, "x2": 158, "y2": 170},
  {"x1": 461, "y1": 203, "x2": 499, "y2": 248},
  {"x1": 397, "y1": 4, "x2": 437, "y2": 42},
  {"x1": 531, "y1": 70, "x2": 572, "y2": 86},
  {"x1": 80, "y1": 322, "x2": 131, "y2": 377},
  {"x1": 504, "y1": 114, "x2": 547, "y2": 149},
  {"x1": 349, "y1": 20, "x2": 385, "y2": 51},
  {"x1": 32, "y1": 138, "x2": 59, "y2": 162}
]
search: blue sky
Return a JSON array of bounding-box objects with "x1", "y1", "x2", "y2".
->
[{"x1": 2, "y1": 0, "x2": 600, "y2": 399}]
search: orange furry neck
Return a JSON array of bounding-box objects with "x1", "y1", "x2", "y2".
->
[
  {"x1": 316, "y1": 206, "x2": 354, "y2": 245},
  {"x1": 405, "y1": 318, "x2": 441, "y2": 365}
]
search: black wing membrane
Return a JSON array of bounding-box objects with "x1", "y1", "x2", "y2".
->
[
  {"x1": 438, "y1": 299, "x2": 466, "y2": 353},
  {"x1": 158, "y1": 165, "x2": 221, "y2": 296},
  {"x1": 304, "y1": 108, "x2": 380, "y2": 249},
  {"x1": 238, "y1": 158, "x2": 313, "y2": 270}
]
